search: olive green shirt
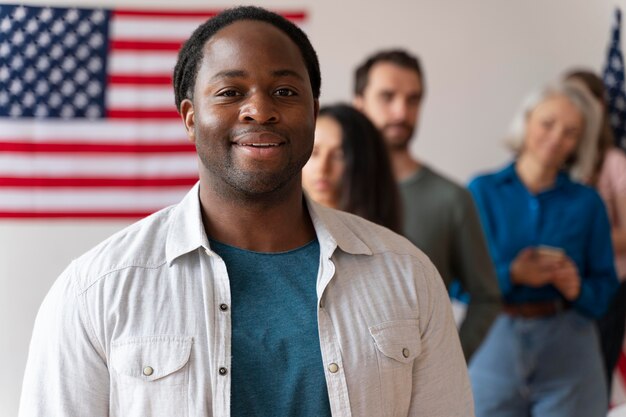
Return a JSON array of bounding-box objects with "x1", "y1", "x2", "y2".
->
[{"x1": 400, "y1": 166, "x2": 501, "y2": 360}]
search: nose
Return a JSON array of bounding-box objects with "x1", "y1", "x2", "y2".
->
[
  {"x1": 239, "y1": 93, "x2": 279, "y2": 124},
  {"x1": 390, "y1": 98, "x2": 409, "y2": 121}
]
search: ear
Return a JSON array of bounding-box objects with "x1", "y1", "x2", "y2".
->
[
  {"x1": 180, "y1": 99, "x2": 196, "y2": 143},
  {"x1": 353, "y1": 95, "x2": 364, "y2": 110},
  {"x1": 313, "y1": 99, "x2": 320, "y2": 122}
]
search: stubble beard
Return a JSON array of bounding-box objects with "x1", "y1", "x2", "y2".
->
[{"x1": 196, "y1": 141, "x2": 312, "y2": 204}]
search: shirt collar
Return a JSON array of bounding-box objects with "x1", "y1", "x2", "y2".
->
[
  {"x1": 305, "y1": 195, "x2": 373, "y2": 257},
  {"x1": 166, "y1": 182, "x2": 209, "y2": 265},
  {"x1": 495, "y1": 161, "x2": 573, "y2": 192},
  {"x1": 165, "y1": 183, "x2": 373, "y2": 264}
]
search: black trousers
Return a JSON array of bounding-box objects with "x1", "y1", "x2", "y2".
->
[{"x1": 597, "y1": 280, "x2": 626, "y2": 395}]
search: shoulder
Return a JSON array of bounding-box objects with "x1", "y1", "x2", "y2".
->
[
  {"x1": 70, "y1": 205, "x2": 177, "y2": 292},
  {"x1": 314, "y1": 203, "x2": 432, "y2": 264},
  {"x1": 409, "y1": 166, "x2": 475, "y2": 207}
]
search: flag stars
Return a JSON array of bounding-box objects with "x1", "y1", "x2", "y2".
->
[
  {"x1": 12, "y1": 29, "x2": 25, "y2": 46},
  {"x1": 10, "y1": 55, "x2": 24, "y2": 71},
  {"x1": 9, "y1": 79, "x2": 23, "y2": 95},
  {"x1": 49, "y1": 92, "x2": 62, "y2": 108},
  {"x1": 34, "y1": 104, "x2": 49, "y2": 118},
  {"x1": 50, "y1": 44, "x2": 64, "y2": 60},
  {"x1": 89, "y1": 33, "x2": 104, "y2": 49},
  {"x1": 37, "y1": 31, "x2": 51, "y2": 47},
  {"x1": 87, "y1": 57, "x2": 102, "y2": 72},
  {"x1": 24, "y1": 43, "x2": 37, "y2": 59},
  {"x1": 1, "y1": 16, "x2": 12, "y2": 32},
  {"x1": 86, "y1": 105, "x2": 101, "y2": 119},
  {"x1": 10, "y1": 103, "x2": 23, "y2": 117},
  {"x1": 39, "y1": 8, "x2": 53, "y2": 23},
  {"x1": 49, "y1": 68, "x2": 63, "y2": 84},
  {"x1": 61, "y1": 80, "x2": 75, "y2": 96},
  {"x1": 51, "y1": 19, "x2": 65, "y2": 36},
  {"x1": 25, "y1": 18, "x2": 38, "y2": 34},
  {"x1": 74, "y1": 92, "x2": 88, "y2": 108},
  {"x1": 13, "y1": 6, "x2": 27, "y2": 22},
  {"x1": 63, "y1": 32, "x2": 78, "y2": 48},
  {"x1": 87, "y1": 81, "x2": 101, "y2": 96},
  {"x1": 36, "y1": 56, "x2": 50, "y2": 72},
  {"x1": 62, "y1": 57, "x2": 76, "y2": 72},
  {"x1": 23, "y1": 68, "x2": 36, "y2": 83},
  {"x1": 76, "y1": 45, "x2": 90, "y2": 60},
  {"x1": 0, "y1": 42, "x2": 10, "y2": 58},
  {"x1": 60, "y1": 104, "x2": 75, "y2": 118},
  {"x1": 35, "y1": 80, "x2": 49, "y2": 95},
  {"x1": 64, "y1": 9, "x2": 79, "y2": 24},
  {"x1": 75, "y1": 68, "x2": 89, "y2": 84},
  {"x1": 23, "y1": 91, "x2": 36, "y2": 108},
  {"x1": 90, "y1": 10, "x2": 105, "y2": 24},
  {"x1": 77, "y1": 20, "x2": 91, "y2": 36},
  {"x1": 0, "y1": 91, "x2": 9, "y2": 106},
  {"x1": 0, "y1": 65, "x2": 9, "y2": 82}
]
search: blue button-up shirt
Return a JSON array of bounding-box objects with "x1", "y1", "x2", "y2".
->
[{"x1": 468, "y1": 163, "x2": 618, "y2": 318}]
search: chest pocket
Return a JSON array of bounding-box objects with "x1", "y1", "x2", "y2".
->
[
  {"x1": 110, "y1": 336, "x2": 193, "y2": 417},
  {"x1": 369, "y1": 319, "x2": 421, "y2": 417}
]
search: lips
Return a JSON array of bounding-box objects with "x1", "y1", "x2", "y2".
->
[
  {"x1": 232, "y1": 131, "x2": 287, "y2": 147},
  {"x1": 231, "y1": 131, "x2": 287, "y2": 159}
]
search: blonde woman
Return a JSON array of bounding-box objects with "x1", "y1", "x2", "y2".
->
[{"x1": 468, "y1": 81, "x2": 619, "y2": 417}]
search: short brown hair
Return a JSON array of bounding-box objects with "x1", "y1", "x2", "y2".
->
[{"x1": 353, "y1": 49, "x2": 424, "y2": 96}]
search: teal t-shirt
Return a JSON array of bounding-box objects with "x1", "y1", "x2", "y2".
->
[{"x1": 209, "y1": 238, "x2": 331, "y2": 417}]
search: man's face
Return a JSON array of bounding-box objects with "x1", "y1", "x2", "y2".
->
[
  {"x1": 354, "y1": 62, "x2": 423, "y2": 150},
  {"x1": 180, "y1": 20, "x2": 318, "y2": 197}
]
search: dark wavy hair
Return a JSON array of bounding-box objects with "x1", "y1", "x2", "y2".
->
[
  {"x1": 173, "y1": 6, "x2": 321, "y2": 111},
  {"x1": 319, "y1": 104, "x2": 402, "y2": 233}
]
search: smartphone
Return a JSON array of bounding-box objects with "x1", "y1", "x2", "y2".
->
[{"x1": 535, "y1": 245, "x2": 565, "y2": 259}]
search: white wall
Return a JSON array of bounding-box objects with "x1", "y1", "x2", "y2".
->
[{"x1": 2, "y1": 0, "x2": 625, "y2": 414}]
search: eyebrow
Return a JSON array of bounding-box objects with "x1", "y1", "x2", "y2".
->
[{"x1": 210, "y1": 69, "x2": 305, "y2": 82}]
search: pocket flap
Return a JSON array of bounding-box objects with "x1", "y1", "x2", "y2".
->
[
  {"x1": 111, "y1": 335, "x2": 193, "y2": 382},
  {"x1": 369, "y1": 319, "x2": 421, "y2": 363}
]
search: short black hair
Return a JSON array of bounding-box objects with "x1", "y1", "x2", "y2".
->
[
  {"x1": 173, "y1": 6, "x2": 321, "y2": 111},
  {"x1": 353, "y1": 49, "x2": 423, "y2": 96}
]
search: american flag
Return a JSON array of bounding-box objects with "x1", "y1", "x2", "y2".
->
[
  {"x1": 0, "y1": 4, "x2": 307, "y2": 218},
  {"x1": 603, "y1": 8, "x2": 626, "y2": 151}
]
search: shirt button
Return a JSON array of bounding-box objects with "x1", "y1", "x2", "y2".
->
[
  {"x1": 402, "y1": 348, "x2": 410, "y2": 358},
  {"x1": 219, "y1": 367, "x2": 228, "y2": 375},
  {"x1": 328, "y1": 363, "x2": 339, "y2": 373},
  {"x1": 219, "y1": 303, "x2": 229, "y2": 311},
  {"x1": 143, "y1": 366, "x2": 154, "y2": 376}
]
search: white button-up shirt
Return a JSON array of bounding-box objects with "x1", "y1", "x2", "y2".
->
[{"x1": 19, "y1": 184, "x2": 474, "y2": 417}]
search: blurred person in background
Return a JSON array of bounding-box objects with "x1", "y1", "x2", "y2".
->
[
  {"x1": 353, "y1": 49, "x2": 501, "y2": 361},
  {"x1": 468, "y1": 80, "x2": 619, "y2": 417},
  {"x1": 565, "y1": 69, "x2": 626, "y2": 401},
  {"x1": 302, "y1": 103, "x2": 402, "y2": 232}
]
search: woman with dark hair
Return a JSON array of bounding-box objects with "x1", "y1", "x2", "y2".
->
[
  {"x1": 566, "y1": 69, "x2": 626, "y2": 400},
  {"x1": 302, "y1": 103, "x2": 402, "y2": 232}
]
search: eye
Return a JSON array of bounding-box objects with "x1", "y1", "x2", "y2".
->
[
  {"x1": 217, "y1": 89, "x2": 241, "y2": 97},
  {"x1": 274, "y1": 88, "x2": 296, "y2": 97}
]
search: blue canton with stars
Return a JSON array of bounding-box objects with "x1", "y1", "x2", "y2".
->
[
  {"x1": 0, "y1": 4, "x2": 110, "y2": 119},
  {"x1": 603, "y1": 8, "x2": 626, "y2": 150}
]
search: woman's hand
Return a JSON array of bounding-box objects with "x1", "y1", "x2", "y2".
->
[
  {"x1": 510, "y1": 248, "x2": 557, "y2": 287},
  {"x1": 550, "y1": 258, "x2": 581, "y2": 300}
]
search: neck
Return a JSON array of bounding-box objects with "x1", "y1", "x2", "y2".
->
[
  {"x1": 388, "y1": 147, "x2": 421, "y2": 181},
  {"x1": 198, "y1": 174, "x2": 315, "y2": 253},
  {"x1": 515, "y1": 154, "x2": 559, "y2": 193}
]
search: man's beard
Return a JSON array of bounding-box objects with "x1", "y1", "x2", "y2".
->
[{"x1": 382, "y1": 122, "x2": 414, "y2": 150}]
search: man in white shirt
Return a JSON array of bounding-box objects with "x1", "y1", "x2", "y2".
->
[{"x1": 19, "y1": 6, "x2": 473, "y2": 417}]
